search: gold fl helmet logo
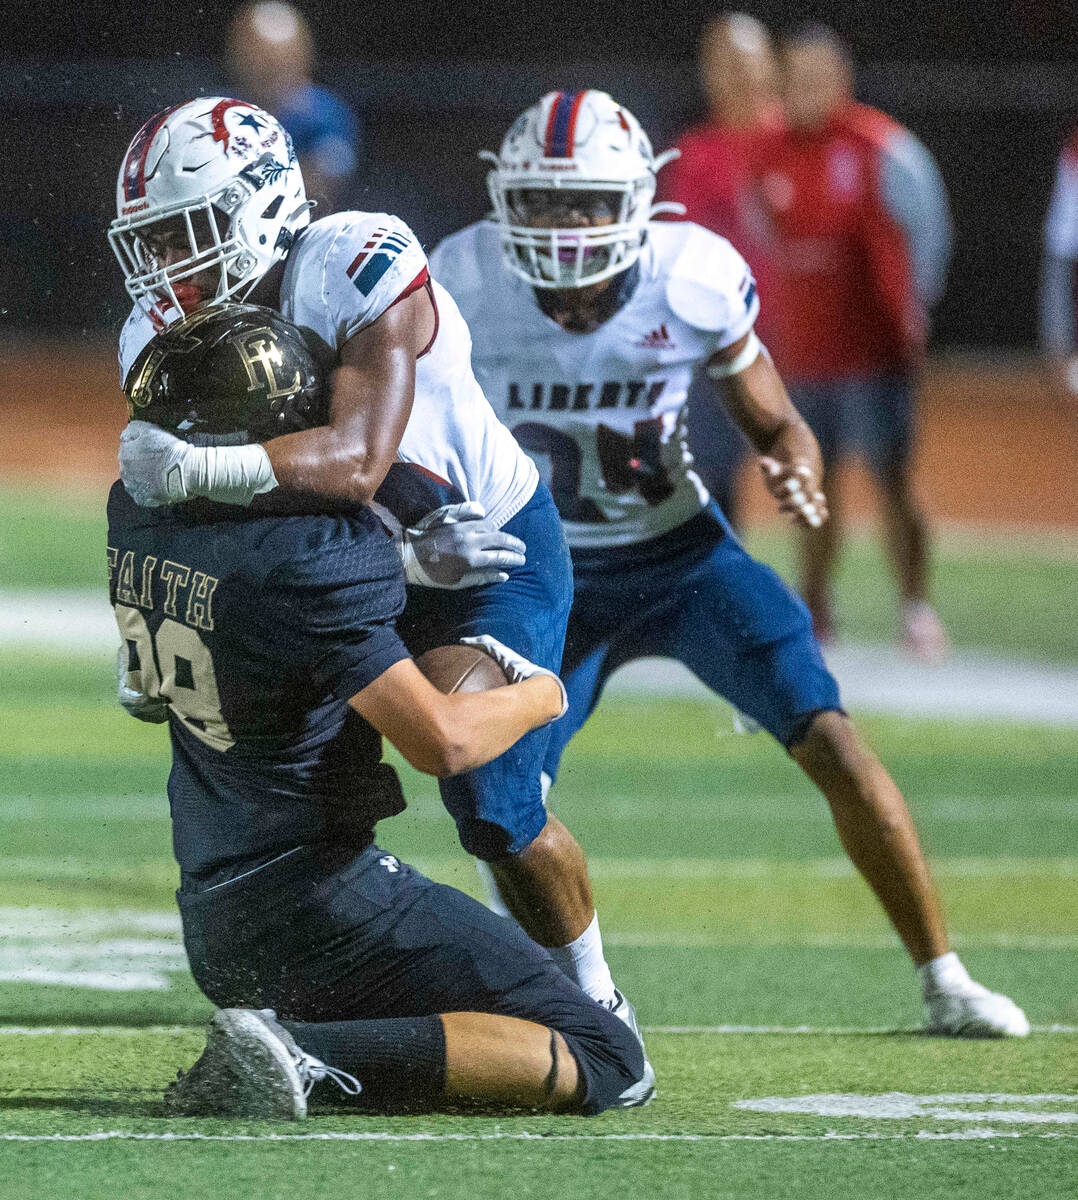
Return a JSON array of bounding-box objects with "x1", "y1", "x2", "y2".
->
[{"x1": 238, "y1": 332, "x2": 302, "y2": 400}]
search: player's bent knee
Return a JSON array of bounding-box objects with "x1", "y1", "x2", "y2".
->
[{"x1": 559, "y1": 1001, "x2": 645, "y2": 1116}]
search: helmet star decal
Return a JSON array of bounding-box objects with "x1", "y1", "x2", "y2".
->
[
  {"x1": 238, "y1": 112, "x2": 266, "y2": 134},
  {"x1": 209, "y1": 98, "x2": 257, "y2": 153}
]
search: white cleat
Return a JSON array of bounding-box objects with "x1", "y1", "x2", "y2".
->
[
  {"x1": 165, "y1": 1008, "x2": 361, "y2": 1119},
  {"x1": 609, "y1": 989, "x2": 656, "y2": 1107},
  {"x1": 925, "y1": 983, "x2": 1031, "y2": 1038}
]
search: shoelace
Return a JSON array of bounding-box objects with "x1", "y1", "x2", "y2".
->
[{"x1": 296, "y1": 1052, "x2": 363, "y2": 1098}]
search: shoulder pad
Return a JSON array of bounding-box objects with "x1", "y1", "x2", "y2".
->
[
  {"x1": 664, "y1": 224, "x2": 756, "y2": 334},
  {"x1": 429, "y1": 221, "x2": 496, "y2": 298},
  {"x1": 118, "y1": 306, "x2": 157, "y2": 388}
]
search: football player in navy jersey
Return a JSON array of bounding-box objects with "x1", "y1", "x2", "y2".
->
[
  {"x1": 110, "y1": 96, "x2": 648, "y2": 1090},
  {"x1": 108, "y1": 307, "x2": 645, "y2": 1119}
]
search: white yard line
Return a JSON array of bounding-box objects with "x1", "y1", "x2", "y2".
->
[
  {"x1": 4, "y1": 589, "x2": 1078, "y2": 725},
  {"x1": 1, "y1": 1024, "x2": 1074, "y2": 1036},
  {"x1": 605, "y1": 651, "x2": 1078, "y2": 726},
  {"x1": 1, "y1": 903, "x2": 1075, "y2": 998},
  {"x1": 1, "y1": 1130, "x2": 1076, "y2": 1143}
]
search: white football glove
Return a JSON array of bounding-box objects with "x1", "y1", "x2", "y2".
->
[
  {"x1": 116, "y1": 645, "x2": 168, "y2": 724},
  {"x1": 759, "y1": 457, "x2": 828, "y2": 529},
  {"x1": 398, "y1": 502, "x2": 526, "y2": 589},
  {"x1": 119, "y1": 420, "x2": 278, "y2": 508},
  {"x1": 460, "y1": 635, "x2": 568, "y2": 721}
]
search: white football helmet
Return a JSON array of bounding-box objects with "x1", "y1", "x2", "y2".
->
[
  {"x1": 108, "y1": 97, "x2": 311, "y2": 319},
  {"x1": 483, "y1": 90, "x2": 680, "y2": 289}
]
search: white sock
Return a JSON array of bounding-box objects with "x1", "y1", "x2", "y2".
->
[
  {"x1": 547, "y1": 911, "x2": 617, "y2": 1007},
  {"x1": 918, "y1": 951, "x2": 973, "y2": 997},
  {"x1": 474, "y1": 859, "x2": 511, "y2": 918}
]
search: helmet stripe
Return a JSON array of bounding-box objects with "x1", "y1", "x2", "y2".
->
[
  {"x1": 543, "y1": 91, "x2": 565, "y2": 157},
  {"x1": 563, "y1": 90, "x2": 587, "y2": 156},
  {"x1": 546, "y1": 90, "x2": 583, "y2": 158},
  {"x1": 121, "y1": 104, "x2": 185, "y2": 200}
]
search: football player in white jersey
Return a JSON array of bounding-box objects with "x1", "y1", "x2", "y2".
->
[
  {"x1": 111, "y1": 97, "x2": 652, "y2": 1101},
  {"x1": 429, "y1": 89, "x2": 1028, "y2": 1038}
]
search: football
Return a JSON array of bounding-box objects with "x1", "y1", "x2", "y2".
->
[{"x1": 416, "y1": 642, "x2": 511, "y2": 693}]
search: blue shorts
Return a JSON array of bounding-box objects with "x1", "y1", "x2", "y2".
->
[
  {"x1": 544, "y1": 504, "x2": 843, "y2": 780},
  {"x1": 788, "y1": 373, "x2": 915, "y2": 477},
  {"x1": 396, "y1": 484, "x2": 573, "y2": 859}
]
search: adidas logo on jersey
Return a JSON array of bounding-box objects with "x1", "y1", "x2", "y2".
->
[{"x1": 635, "y1": 324, "x2": 676, "y2": 350}]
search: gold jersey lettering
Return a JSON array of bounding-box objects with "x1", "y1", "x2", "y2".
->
[
  {"x1": 185, "y1": 571, "x2": 219, "y2": 632},
  {"x1": 159, "y1": 560, "x2": 191, "y2": 618},
  {"x1": 139, "y1": 555, "x2": 158, "y2": 609},
  {"x1": 115, "y1": 550, "x2": 140, "y2": 606}
]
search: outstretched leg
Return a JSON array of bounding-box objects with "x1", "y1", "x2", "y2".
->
[
  {"x1": 790, "y1": 711, "x2": 1028, "y2": 1036},
  {"x1": 642, "y1": 520, "x2": 1027, "y2": 1037},
  {"x1": 789, "y1": 710, "x2": 946, "y2": 964}
]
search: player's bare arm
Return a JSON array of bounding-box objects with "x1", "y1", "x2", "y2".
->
[
  {"x1": 349, "y1": 645, "x2": 566, "y2": 778},
  {"x1": 708, "y1": 331, "x2": 828, "y2": 528},
  {"x1": 119, "y1": 288, "x2": 433, "y2": 509},
  {"x1": 260, "y1": 286, "x2": 435, "y2": 505}
]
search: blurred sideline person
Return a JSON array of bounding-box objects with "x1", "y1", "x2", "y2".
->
[
  {"x1": 228, "y1": 1, "x2": 359, "y2": 212},
  {"x1": 111, "y1": 97, "x2": 651, "y2": 1102},
  {"x1": 108, "y1": 311, "x2": 642, "y2": 1117},
  {"x1": 1041, "y1": 125, "x2": 1078, "y2": 396},
  {"x1": 662, "y1": 12, "x2": 782, "y2": 525},
  {"x1": 754, "y1": 24, "x2": 952, "y2": 658},
  {"x1": 429, "y1": 89, "x2": 1027, "y2": 1038}
]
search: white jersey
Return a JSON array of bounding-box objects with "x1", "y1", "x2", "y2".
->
[
  {"x1": 429, "y1": 220, "x2": 759, "y2": 548},
  {"x1": 119, "y1": 211, "x2": 538, "y2": 530}
]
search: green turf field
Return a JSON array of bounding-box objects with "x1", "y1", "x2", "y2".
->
[
  {"x1": 4, "y1": 482, "x2": 1078, "y2": 660},
  {"x1": 1, "y1": 485, "x2": 1076, "y2": 1196},
  {"x1": 2, "y1": 647, "x2": 1077, "y2": 1197}
]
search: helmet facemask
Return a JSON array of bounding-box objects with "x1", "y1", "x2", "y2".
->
[
  {"x1": 109, "y1": 100, "x2": 310, "y2": 321},
  {"x1": 489, "y1": 179, "x2": 656, "y2": 288}
]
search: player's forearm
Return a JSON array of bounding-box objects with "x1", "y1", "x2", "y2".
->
[
  {"x1": 428, "y1": 678, "x2": 563, "y2": 777},
  {"x1": 263, "y1": 359, "x2": 413, "y2": 505},
  {"x1": 722, "y1": 353, "x2": 822, "y2": 474},
  {"x1": 262, "y1": 424, "x2": 390, "y2": 506}
]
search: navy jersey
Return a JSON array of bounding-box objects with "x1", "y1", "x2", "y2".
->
[{"x1": 106, "y1": 482, "x2": 410, "y2": 887}]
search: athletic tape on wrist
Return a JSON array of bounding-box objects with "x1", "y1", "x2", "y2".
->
[
  {"x1": 706, "y1": 331, "x2": 763, "y2": 379},
  {"x1": 191, "y1": 443, "x2": 278, "y2": 506}
]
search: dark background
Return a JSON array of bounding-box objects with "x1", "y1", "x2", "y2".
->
[{"x1": 4, "y1": 0, "x2": 1078, "y2": 346}]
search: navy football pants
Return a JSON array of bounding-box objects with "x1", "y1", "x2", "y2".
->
[{"x1": 178, "y1": 841, "x2": 641, "y2": 1115}]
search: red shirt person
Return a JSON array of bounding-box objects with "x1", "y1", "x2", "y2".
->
[
  {"x1": 752, "y1": 24, "x2": 952, "y2": 659},
  {"x1": 661, "y1": 12, "x2": 782, "y2": 524}
]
